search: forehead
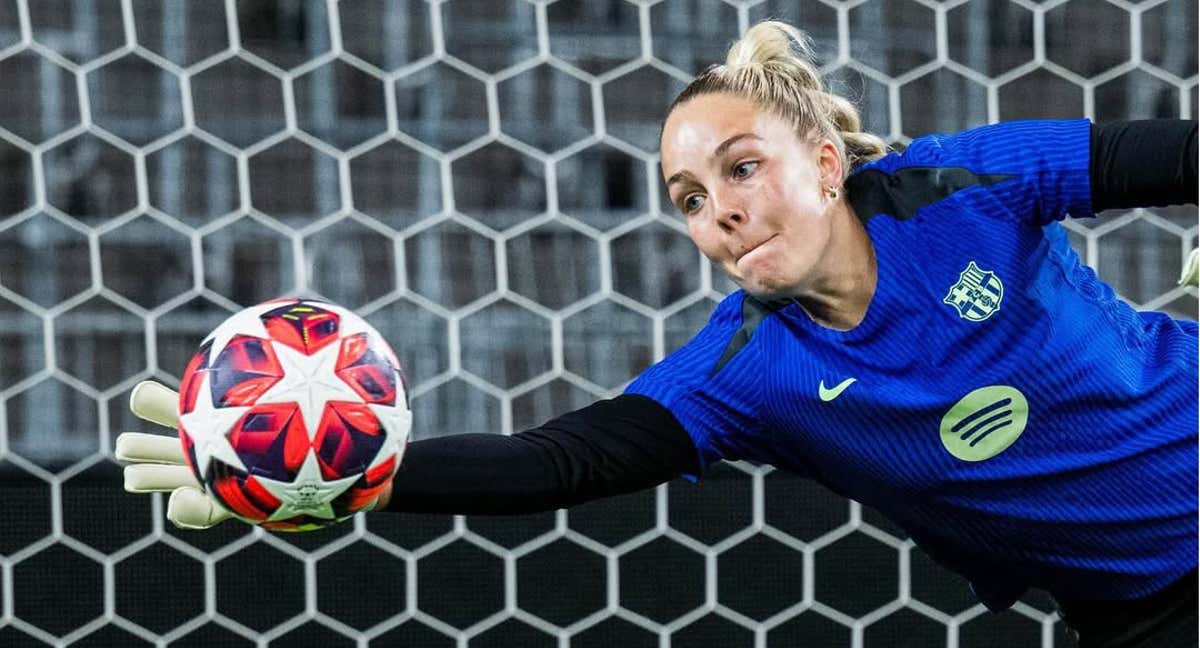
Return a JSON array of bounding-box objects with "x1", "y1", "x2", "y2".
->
[{"x1": 660, "y1": 93, "x2": 786, "y2": 173}]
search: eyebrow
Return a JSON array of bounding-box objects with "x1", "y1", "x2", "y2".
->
[{"x1": 665, "y1": 133, "x2": 762, "y2": 187}]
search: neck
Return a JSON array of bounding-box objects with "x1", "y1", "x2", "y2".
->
[{"x1": 793, "y1": 201, "x2": 877, "y2": 331}]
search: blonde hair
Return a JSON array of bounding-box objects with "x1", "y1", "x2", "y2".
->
[{"x1": 666, "y1": 21, "x2": 888, "y2": 175}]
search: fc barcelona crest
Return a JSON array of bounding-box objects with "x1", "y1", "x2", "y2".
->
[{"x1": 943, "y1": 261, "x2": 1004, "y2": 322}]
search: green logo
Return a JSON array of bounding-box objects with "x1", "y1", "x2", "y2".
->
[
  {"x1": 939, "y1": 385, "x2": 1028, "y2": 461},
  {"x1": 818, "y1": 377, "x2": 857, "y2": 402},
  {"x1": 944, "y1": 261, "x2": 1004, "y2": 322}
]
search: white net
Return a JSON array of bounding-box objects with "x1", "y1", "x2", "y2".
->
[{"x1": 0, "y1": 0, "x2": 1194, "y2": 646}]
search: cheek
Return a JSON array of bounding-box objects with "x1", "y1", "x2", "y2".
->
[
  {"x1": 686, "y1": 220, "x2": 716, "y2": 256},
  {"x1": 748, "y1": 170, "x2": 794, "y2": 217},
  {"x1": 762, "y1": 176, "x2": 828, "y2": 241},
  {"x1": 687, "y1": 219, "x2": 729, "y2": 266},
  {"x1": 769, "y1": 175, "x2": 815, "y2": 215},
  {"x1": 769, "y1": 156, "x2": 822, "y2": 207}
]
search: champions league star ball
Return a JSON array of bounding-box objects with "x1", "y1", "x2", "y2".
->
[{"x1": 177, "y1": 298, "x2": 411, "y2": 531}]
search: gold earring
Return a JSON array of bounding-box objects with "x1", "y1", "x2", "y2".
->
[{"x1": 825, "y1": 186, "x2": 840, "y2": 200}]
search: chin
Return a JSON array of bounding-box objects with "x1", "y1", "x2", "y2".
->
[
  {"x1": 737, "y1": 273, "x2": 795, "y2": 301},
  {"x1": 735, "y1": 249, "x2": 796, "y2": 296}
]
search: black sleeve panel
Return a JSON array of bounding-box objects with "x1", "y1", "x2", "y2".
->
[
  {"x1": 381, "y1": 394, "x2": 701, "y2": 515},
  {"x1": 1090, "y1": 119, "x2": 1198, "y2": 211}
]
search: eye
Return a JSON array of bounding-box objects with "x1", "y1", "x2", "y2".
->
[
  {"x1": 682, "y1": 194, "x2": 705, "y2": 213},
  {"x1": 732, "y1": 161, "x2": 759, "y2": 179}
]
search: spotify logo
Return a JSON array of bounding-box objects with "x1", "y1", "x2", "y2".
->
[{"x1": 939, "y1": 386, "x2": 1029, "y2": 461}]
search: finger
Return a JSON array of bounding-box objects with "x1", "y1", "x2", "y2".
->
[
  {"x1": 115, "y1": 432, "x2": 186, "y2": 465},
  {"x1": 130, "y1": 381, "x2": 180, "y2": 429},
  {"x1": 168, "y1": 487, "x2": 234, "y2": 530},
  {"x1": 124, "y1": 464, "x2": 201, "y2": 493},
  {"x1": 1178, "y1": 247, "x2": 1199, "y2": 287}
]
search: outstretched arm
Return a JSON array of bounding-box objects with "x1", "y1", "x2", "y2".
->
[
  {"x1": 118, "y1": 381, "x2": 700, "y2": 528},
  {"x1": 1091, "y1": 119, "x2": 1197, "y2": 211},
  {"x1": 378, "y1": 394, "x2": 700, "y2": 514}
]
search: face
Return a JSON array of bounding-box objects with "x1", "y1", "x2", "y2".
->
[{"x1": 661, "y1": 93, "x2": 843, "y2": 299}]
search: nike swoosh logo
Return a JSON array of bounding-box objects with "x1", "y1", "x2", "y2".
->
[{"x1": 819, "y1": 378, "x2": 857, "y2": 402}]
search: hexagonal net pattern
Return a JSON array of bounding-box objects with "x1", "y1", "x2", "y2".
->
[{"x1": 0, "y1": 0, "x2": 1193, "y2": 646}]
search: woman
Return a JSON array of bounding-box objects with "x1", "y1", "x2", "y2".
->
[{"x1": 119, "y1": 21, "x2": 1198, "y2": 647}]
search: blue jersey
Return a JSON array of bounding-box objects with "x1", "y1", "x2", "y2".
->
[{"x1": 626, "y1": 119, "x2": 1198, "y2": 608}]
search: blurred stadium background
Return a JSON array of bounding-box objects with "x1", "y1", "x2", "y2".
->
[{"x1": 0, "y1": 0, "x2": 1195, "y2": 646}]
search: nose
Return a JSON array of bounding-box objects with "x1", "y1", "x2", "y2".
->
[{"x1": 711, "y1": 192, "x2": 748, "y2": 234}]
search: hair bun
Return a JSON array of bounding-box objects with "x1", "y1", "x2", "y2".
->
[
  {"x1": 665, "y1": 19, "x2": 890, "y2": 174},
  {"x1": 724, "y1": 21, "x2": 821, "y2": 90}
]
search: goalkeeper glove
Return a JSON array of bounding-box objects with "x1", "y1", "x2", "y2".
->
[
  {"x1": 1179, "y1": 247, "x2": 1199, "y2": 288},
  {"x1": 116, "y1": 380, "x2": 234, "y2": 530}
]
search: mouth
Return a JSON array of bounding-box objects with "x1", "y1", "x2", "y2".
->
[{"x1": 735, "y1": 234, "x2": 777, "y2": 263}]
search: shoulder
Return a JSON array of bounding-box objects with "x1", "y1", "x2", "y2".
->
[
  {"x1": 706, "y1": 290, "x2": 785, "y2": 343},
  {"x1": 709, "y1": 289, "x2": 749, "y2": 323},
  {"x1": 847, "y1": 120, "x2": 1093, "y2": 222},
  {"x1": 627, "y1": 290, "x2": 774, "y2": 394},
  {"x1": 685, "y1": 289, "x2": 761, "y2": 356},
  {"x1": 858, "y1": 119, "x2": 1092, "y2": 175}
]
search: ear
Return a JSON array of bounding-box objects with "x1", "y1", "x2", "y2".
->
[{"x1": 814, "y1": 139, "x2": 844, "y2": 187}]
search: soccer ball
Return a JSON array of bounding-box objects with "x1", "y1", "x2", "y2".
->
[{"x1": 176, "y1": 298, "x2": 411, "y2": 531}]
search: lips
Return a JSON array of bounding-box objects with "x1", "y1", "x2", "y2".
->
[{"x1": 736, "y1": 234, "x2": 776, "y2": 263}]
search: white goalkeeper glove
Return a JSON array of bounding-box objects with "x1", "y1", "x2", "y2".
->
[
  {"x1": 1179, "y1": 247, "x2": 1199, "y2": 288},
  {"x1": 116, "y1": 381, "x2": 235, "y2": 530}
]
